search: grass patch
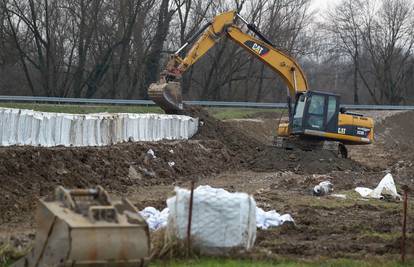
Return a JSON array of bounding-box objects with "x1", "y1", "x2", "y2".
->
[
  {"x1": 359, "y1": 230, "x2": 409, "y2": 242},
  {"x1": 292, "y1": 190, "x2": 407, "y2": 212},
  {"x1": 0, "y1": 243, "x2": 28, "y2": 267},
  {"x1": 291, "y1": 194, "x2": 361, "y2": 209},
  {"x1": 208, "y1": 107, "x2": 283, "y2": 120},
  {"x1": 150, "y1": 258, "x2": 412, "y2": 267}
]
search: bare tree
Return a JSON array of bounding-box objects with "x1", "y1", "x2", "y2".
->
[
  {"x1": 325, "y1": 0, "x2": 364, "y2": 104},
  {"x1": 359, "y1": 0, "x2": 414, "y2": 104},
  {"x1": 143, "y1": 0, "x2": 176, "y2": 94},
  {"x1": 0, "y1": 0, "x2": 411, "y2": 105}
]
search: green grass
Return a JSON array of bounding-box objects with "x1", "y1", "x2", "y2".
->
[
  {"x1": 208, "y1": 107, "x2": 284, "y2": 120},
  {"x1": 0, "y1": 243, "x2": 28, "y2": 267},
  {"x1": 0, "y1": 102, "x2": 284, "y2": 120},
  {"x1": 150, "y1": 258, "x2": 413, "y2": 267},
  {"x1": 291, "y1": 190, "x2": 409, "y2": 212},
  {"x1": 359, "y1": 230, "x2": 406, "y2": 242}
]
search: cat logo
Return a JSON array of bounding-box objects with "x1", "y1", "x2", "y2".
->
[{"x1": 244, "y1": 40, "x2": 269, "y2": 56}]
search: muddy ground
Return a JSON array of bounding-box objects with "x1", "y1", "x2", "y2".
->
[{"x1": 0, "y1": 108, "x2": 413, "y2": 262}]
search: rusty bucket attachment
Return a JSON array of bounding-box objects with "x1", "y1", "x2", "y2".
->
[
  {"x1": 12, "y1": 186, "x2": 150, "y2": 267},
  {"x1": 148, "y1": 81, "x2": 183, "y2": 114}
]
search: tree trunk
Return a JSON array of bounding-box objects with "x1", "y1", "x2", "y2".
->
[
  {"x1": 144, "y1": 0, "x2": 174, "y2": 97},
  {"x1": 353, "y1": 56, "x2": 359, "y2": 104}
]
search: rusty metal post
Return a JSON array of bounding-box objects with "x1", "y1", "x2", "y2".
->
[
  {"x1": 187, "y1": 180, "x2": 195, "y2": 257},
  {"x1": 401, "y1": 185, "x2": 409, "y2": 263}
]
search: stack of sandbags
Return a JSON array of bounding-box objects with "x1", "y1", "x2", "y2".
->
[{"x1": 0, "y1": 108, "x2": 198, "y2": 147}]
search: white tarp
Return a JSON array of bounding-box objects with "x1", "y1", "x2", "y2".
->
[
  {"x1": 140, "y1": 206, "x2": 294, "y2": 231},
  {"x1": 139, "y1": 207, "x2": 169, "y2": 231},
  {"x1": 167, "y1": 185, "x2": 257, "y2": 251},
  {"x1": 355, "y1": 173, "x2": 401, "y2": 200},
  {"x1": 255, "y1": 207, "x2": 294, "y2": 230},
  {"x1": 0, "y1": 108, "x2": 198, "y2": 147}
]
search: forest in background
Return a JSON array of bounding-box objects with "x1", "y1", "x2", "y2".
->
[{"x1": 0, "y1": 0, "x2": 413, "y2": 104}]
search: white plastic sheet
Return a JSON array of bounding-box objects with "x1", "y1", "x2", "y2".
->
[
  {"x1": 139, "y1": 207, "x2": 169, "y2": 230},
  {"x1": 141, "y1": 205, "x2": 294, "y2": 232},
  {"x1": 255, "y1": 207, "x2": 294, "y2": 230},
  {"x1": 355, "y1": 173, "x2": 401, "y2": 200},
  {"x1": 0, "y1": 108, "x2": 198, "y2": 147},
  {"x1": 167, "y1": 185, "x2": 257, "y2": 252}
]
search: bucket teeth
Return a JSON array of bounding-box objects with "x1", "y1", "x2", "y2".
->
[{"x1": 148, "y1": 81, "x2": 183, "y2": 114}]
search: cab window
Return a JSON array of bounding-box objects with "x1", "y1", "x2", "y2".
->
[
  {"x1": 307, "y1": 95, "x2": 325, "y2": 130},
  {"x1": 327, "y1": 96, "x2": 337, "y2": 123},
  {"x1": 308, "y1": 95, "x2": 325, "y2": 115},
  {"x1": 293, "y1": 94, "x2": 306, "y2": 130}
]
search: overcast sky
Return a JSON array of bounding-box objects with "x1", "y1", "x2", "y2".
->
[{"x1": 310, "y1": 0, "x2": 342, "y2": 20}]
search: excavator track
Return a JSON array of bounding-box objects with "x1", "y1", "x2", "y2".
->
[
  {"x1": 148, "y1": 81, "x2": 183, "y2": 114},
  {"x1": 274, "y1": 136, "x2": 348, "y2": 158}
]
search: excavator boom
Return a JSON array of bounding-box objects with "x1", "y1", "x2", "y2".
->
[{"x1": 148, "y1": 11, "x2": 308, "y2": 113}]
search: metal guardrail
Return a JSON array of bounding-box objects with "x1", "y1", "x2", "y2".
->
[
  {"x1": 341, "y1": 104, "x2": 414, "y2": 110},
  {"x1": 0, "y1": 95, "x2": 413, "y2": 110}
]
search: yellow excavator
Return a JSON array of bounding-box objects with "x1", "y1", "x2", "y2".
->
[{"x1": 148, "y1": 11, "x2": 374, "y2": 157}]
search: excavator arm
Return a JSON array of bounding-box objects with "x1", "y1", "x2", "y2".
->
[{"x1": 148, "y1": 10, "x2": 308, "y2": 113}]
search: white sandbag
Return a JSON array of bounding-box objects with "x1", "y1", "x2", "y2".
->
[
  {"x1": 0, "y1": 108, "x2": 198, "y2": 147},
  {"x1": 355, "y1": 173, "x2": 401, "y2": 200},
  {"x1": 17, "y1": 109, "x2": 34, "y2": 145},
  {"x1": 167, "y1": 185, "x2": 256, "y2": 253}
]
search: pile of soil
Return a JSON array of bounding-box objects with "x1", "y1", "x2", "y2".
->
[
  {"x1": 376, "y1": 111, "x2": 414, "y2": 155},
  {"x1": 374, "y1": 111, "x2": 414, "y2": 178},
  {"x1": 0, "y1": 140, "x2": 233, "y2": 224},
  {"x1": 184, "y1": 106, "x2": 363, "y2": 173}
]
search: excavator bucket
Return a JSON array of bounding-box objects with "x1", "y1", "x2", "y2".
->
[
  {"x1": 12, "y1": 186, "x2": 150, "y2": 267},
  {"x1": 148, "y1": 81, "x2": 183, "y2": 114}
]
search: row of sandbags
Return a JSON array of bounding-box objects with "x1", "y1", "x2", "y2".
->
[{"x1": 0, "y1": 108, "x2": 198, "y2": 147}]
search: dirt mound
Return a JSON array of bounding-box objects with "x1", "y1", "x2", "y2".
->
[
  {"x1": 223, "y1": 118, "x2": 278, "y2": 144},
  {"x1": 376, "y1": 111, "x2": 414, "y2": 152},
  {"x1": 185, "y1": 106, "x2": 263, "y2": 155},
  {"x1": 0, "y1": 140, "x2": 233, "y2": 224},
  {"x1": 374, "y1": 110, "x2": 414, "y2": 178},
  {"x1": 184, "y1": 106, "x2": 363, "y2": 173}
]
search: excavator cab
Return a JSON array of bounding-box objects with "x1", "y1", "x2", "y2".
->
[
  {"x1": 291, "y1": 91, "x2": 340, "y2": 136},
  {"x1": 290, "y1": 91, "x2": 373, "y2": 146}
]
